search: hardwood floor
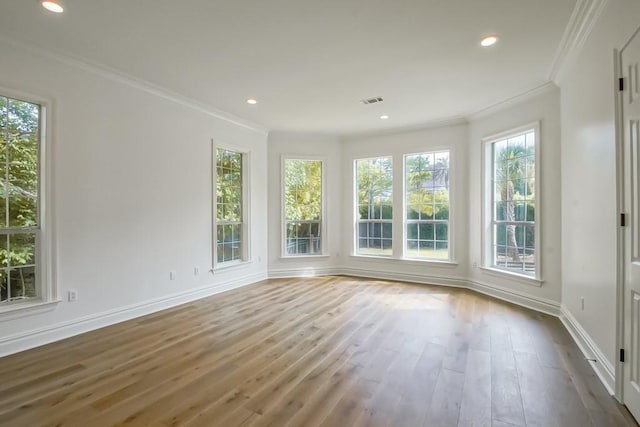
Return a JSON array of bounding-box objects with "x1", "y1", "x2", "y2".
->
[{"x1": 0, "y1": 276, "x2": 636, "y2": 427}]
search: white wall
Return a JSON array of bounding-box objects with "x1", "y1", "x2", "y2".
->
[
  {"x1": 467, "y1": 85, "x2": 563, "y2": 307},
  {"x1": 340, "y1": 124, "x2": 470, "y2": 285},
  {"x1": 0, "y1": 39, "x2": 269, "y2": 356},
  {"x1": 267, "y1": 132, "x2": 343, "y2": 276},
  {"x1": 557, "y1": 0, "x2": 640, "y2": 380}
]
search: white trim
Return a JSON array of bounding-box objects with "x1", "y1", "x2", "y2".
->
[
  {"x1": 0, "y1": 35, "x2": 269, "y2": 136},
  {"x1": 342, "y1": 117, "x2": 468, "y2": 140},
  {"x1": 349, "y1": 254, "x2": 459, "y2": 267},
  {"x1": 478, "y1": 266, "x2": 544, "y2": 287},
  {"x1": 548, "y1": 0, "x2": 609, "y2": 81},
  {"x1": 467, "y1": 82, "x2": 558, "y2": 121},
  {"x1": 0, "y1": 299, "x2": 61, "y2": 321},
  {"x1": 614, "y1": 47, "x2": 626, "y2": 403},
  {"x1": 267, "y1": 267, "x2": 561, "y2": 316},
  {"x1": 268, "y1": 267, "x2": 340, "y2": 279},
  {"x1": 0, "y1": 272, "x2": 266, "y2": 358},
  {"x1": 338, "y1": 266, "x2": 469, "y2": 289},
  {"x1": 560, "y1": 305, "x2": 616, "y2": 395},
  {"x1": 279, "y1": 255, "x2": 331, "y2": 260},
  {"x1": 468, "y1": 278, "x2": 559, "y2": 316}
]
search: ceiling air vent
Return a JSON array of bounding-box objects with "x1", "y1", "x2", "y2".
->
[{"x1": 361, "y1": 96, "x2": 384, "y2": 105}]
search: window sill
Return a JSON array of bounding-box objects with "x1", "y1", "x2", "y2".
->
[
  {"x1": 212, "y1": 260, "x2": 253, "y2": 273},
  {"x1": 0, "y1": 298, "x2": 62, "y2": 320},
  {"x1": 478, "y1": 266, "x2": 543, "y2": 287},
  {"x1": 280, "y1": 254, "x2": 331, "y2": 260},
  {"x1": 349, "y1": 254, "x2": 459, "y2": 267}
]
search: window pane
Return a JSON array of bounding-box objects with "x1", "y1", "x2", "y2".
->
[
  {"x1": 490, "y1": 130, "x2": 536, "y2": 275},
  {"x1": 356, "y1": 157, "x2": 393, "y2": 256},
  {"x1": 9, "y1": 233, "x2": 36, "y2": 267},
  {"x1": 215, "y1": 148, "x2": 244, "y2": 264},
  {"x1": 0, "y1": 96, "x2": 41, "y2": 304},
  {"x1": 284, "y1": 159, "x2": 323, "y2": 255},
  {"x1": 404, "y1": 151, "x2": 450, "y2": 260},
  {"x1": 0, "y1": 234, "x2": 6, "y2": 268}
]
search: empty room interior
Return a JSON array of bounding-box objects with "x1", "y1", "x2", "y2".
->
[{"x1": 2, "y1": 0, "x2": 640, "y2": 426}]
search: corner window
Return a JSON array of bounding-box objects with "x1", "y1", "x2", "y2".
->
[
  {"x1": 215, "y1": 148, "x2": 247, "y2": 265},
  {"x1": 405, "y1": 151, "x2": 450, "y2": 260},
  {"x1": 0, "y1": 95, "x2": 42, "y2": 306},
  {"x1": 283, "y1": 158, "x2": 324, "y2": 256},
  {"x1": 355, "y1": 157, "x2": 393, "y2": 256},
  {"x1": 484, "y1": 126, "x2": 538, "y2": 277}
]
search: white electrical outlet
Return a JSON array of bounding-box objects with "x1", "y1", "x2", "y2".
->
[
  {"x1": 580, "y1": 297, "x2": 585, "y2": 311},
  {"x1": 194, "y1": 266, "x2": 200, "y2": 276},
  {"x1": 170, "y1": 271, "x2": 176, "y2": 280},
  {"x1": 68, "y1": 290, "x2": 78, "y2": 302}
]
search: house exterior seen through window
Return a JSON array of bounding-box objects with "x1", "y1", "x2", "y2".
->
[
  {"x1": 355, "y1": 157, "x2": 393, "y2": 256},
  {"x1": 405, "y1": 151, "x2": 450, "y2": 260},
  {"x1": 0, "y1": 95, "x2": 41, "y2": 305},
  {"x1": 215, "y1": 148, "x2": 245, "y2": 265},
  {"x1": 283, "y1": 158, "x2": 324, "y2": 256},
  {"x1": 486, "y1": 126, "x2": 538, "y2": 277}
]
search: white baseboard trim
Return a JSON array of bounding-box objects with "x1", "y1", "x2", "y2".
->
[
  {"x1": 468, "y1": 279, "x2": 561, "y2": 316},
  {"x1": 268, "y1": 266, "x2": 561, "y2": 316},
  {"x1": 337, "y1": 266, "x2": 469, "y2": 288},
  {"x1": 268, "y1": 267, "x2": 341, "y2": 278},
  {"x1": 0, "y1": 271, "x2": 266, "y2": 358},
  {"x1": 560, "y1": 305, "x2": 616, "y2": 395}
]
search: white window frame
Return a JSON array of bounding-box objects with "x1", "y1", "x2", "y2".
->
[
  {"x1": 403, "y1": 149, "x2": 452, "y2": 262},
  {"x1": 353, "y1": 156, "x2": 394, "y2": 258},
  {"x1": 0, "y1": 87, "x2": 57, "y2": 316},
  {"x1": 281, "y1": 156, "x2": 327, "y2": 258},
  {"x1": 212, "y1": 141, "x2": 250, "y2": 270},
  {"x1": 481, "y1": 122, "x2": 541, "y2": 282}
]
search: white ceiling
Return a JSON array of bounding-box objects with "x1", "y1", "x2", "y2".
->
[{"x1": 0, "y1": 0, "x2": 577, "y2": 136}]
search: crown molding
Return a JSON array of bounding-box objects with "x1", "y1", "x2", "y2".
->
[
  {"x1": 465, "y1": 81, "x2": 558, "y2": 122},
  {"x1": 0, "y1": 34, "x2": 270, "y2": 136},
  {"x1": 547, "y1": 0, "x2": 609, "y2": 82},
  {"x1": 340, "y1": 116, "x2": 468, "y2": 141}
]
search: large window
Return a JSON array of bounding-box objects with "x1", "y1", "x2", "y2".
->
[
  {"x1": 405, "y1": 151, "x2": 450, "y2": 260},
  {"x1": 355, "y1": 157, "x2": 393, "y2": 256},
  {"x1": 283, "y1": 159, "x2": 324, "y2": 256},
  {"x1": 215, "y1": 148, "x2": 245, "y2": 265},
  {"x1": 486, "y1": 126, "x2": 538, "y2": 276},
  {"x1": 0, "y1": 95, "x2": 41, "y2": 305}
]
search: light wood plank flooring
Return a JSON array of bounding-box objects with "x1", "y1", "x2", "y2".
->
[{"x1": 0, "y1": 276, "x2": 636, "y2": 426}]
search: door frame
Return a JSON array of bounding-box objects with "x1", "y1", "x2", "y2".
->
[
  {"x1": 615, "y1": 43, "x2": 625, "y2": 403},
  {"x1": 616, "y1": 25, "x2": 640, "y2": 404}
]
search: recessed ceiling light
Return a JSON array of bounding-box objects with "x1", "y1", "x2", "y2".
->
[
  {"x1": 247, "y1": 98, "x2": 257, "y2": 105},
  {"x1": 481, "y1": 35, "x2": 498, "y2": 47},
  {"x1": 41, "y1": 0, "x2": 64, "y2": 13},
  {"x1": 380, "y1": 115, "x2": 389, "y2": 120}
]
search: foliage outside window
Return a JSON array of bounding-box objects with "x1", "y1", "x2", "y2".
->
[
  {"x1": 215, "y1": 148, "x2": 244, "y2": 264},
  {"x1": 0, "y1": 95, "x2": 40, "y2": 304},
  {"x1": 405, "y1": 151, "x2": 450, "y2": 260},
  {"x1": 283, "y1": 159, "x2": 323, "y2": 256},
  {"x1": 490, "y1": 129, "x2": 536, "y2": 275},
  {"x1": 356, "y1": 157, "x2": 393, "y2": 256}
]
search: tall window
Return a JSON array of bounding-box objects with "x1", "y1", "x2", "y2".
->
[
  {"x1": 0, "y1": 95, "x2": 40, "y2": 304},
  {"x1": 215, "y1": 148, "x2": 245, "y2": 265},
  {"x1": 487, "y1": 127, "x2": 537, "y2": 276},
  {"x1": 283, "y1": 159, "x2": 323, "y2": 256},
  {"x1": 355, "y1": 157, "x2": 393, "y2": 256},
  {"x1": 405, "y1": 151, "x2": 450, "y2": 260}
]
